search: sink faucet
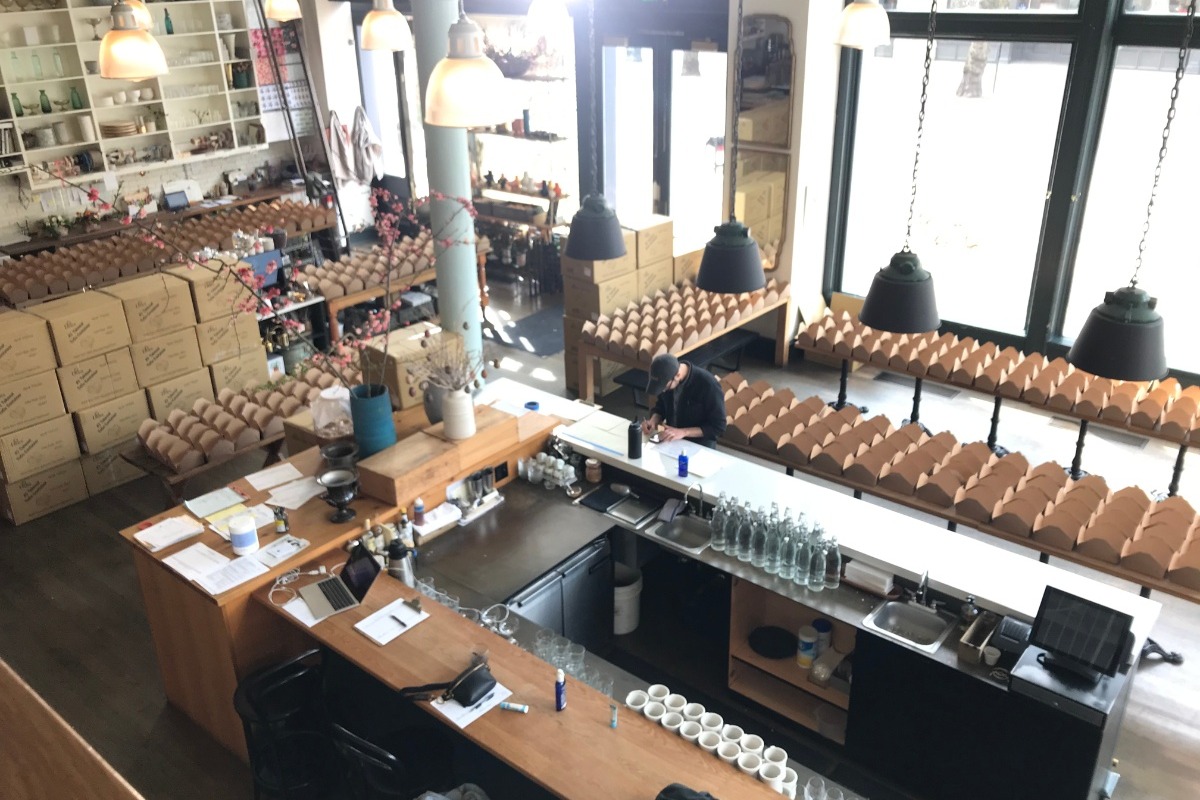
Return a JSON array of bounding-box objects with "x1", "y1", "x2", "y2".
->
[
  {"x1": 916, "y1": 570, "x2": 929, "y2": 606},
  {"x1": 683, "y1": 483, "x2": 705, "y2": 517}
]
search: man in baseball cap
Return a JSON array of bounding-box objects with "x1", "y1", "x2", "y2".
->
[{"x1": 641, "y1": 353, "x2": 727, "y2": 448}]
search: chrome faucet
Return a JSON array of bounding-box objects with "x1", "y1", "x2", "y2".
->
[
  {"x1": 683, "y1": 483, "x2": 705, "y2": 517},
  {"x1": 915, "y1": 570, "x2": 930, "y2": 606}
]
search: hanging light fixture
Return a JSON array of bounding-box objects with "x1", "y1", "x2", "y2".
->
[
  {"x1": 425, "y1": 0, "x2": 509, "y2": 128},
  {"x1": 361, "y1": 0, "x2": 412, "y2": 52},
  {"x1": 836, "y1": 1, "x2": 891, "y2": 51},
  {"x1": 565, "y1": 0, "x2": 627, "y2": 261},
  {"x1": 99, "y1": 1, "x2": 167, "y2": 80},
  {"x1": 857, "y1": 0, "x2": 939, "y2": 334},
  {"x1": 264, "y1": 0, "x2": 302, "y2": 23},
  {"x1": 695, "y1": 0, "x2": 764, "y2": 294},
  {"x1": 1067, "y1": 3, "x2": 1194, "y2": 382},
  {"x1": 126, "y1": 0, "x2": 152, "y2": 30}
]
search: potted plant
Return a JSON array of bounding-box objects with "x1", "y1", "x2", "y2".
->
[{"x1": 405, "y1": 332, "x2": 490, "y2": 440}]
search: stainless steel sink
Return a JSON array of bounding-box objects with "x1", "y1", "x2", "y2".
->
[
  {"x1": 862, "y1": 600, "x2": 957, "y2": 654},
  {"x1": 647, "y1": 514, "x2": 711, "y2": 554}
]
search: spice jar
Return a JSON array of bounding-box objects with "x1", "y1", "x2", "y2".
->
[{"x1": 585, "y1": 458, "x2": 601, "y2": 484}]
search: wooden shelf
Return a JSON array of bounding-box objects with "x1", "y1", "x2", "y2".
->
[
  {"x1": 728, "y1": 660, "x2": 846, "y2": 746},
  {"x1": 728, "y1": 641, "x2": 850, "y2": 711}
]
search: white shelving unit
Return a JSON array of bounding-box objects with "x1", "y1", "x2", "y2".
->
[{"x1": 0, "y1": 0, "x2": 267, "y2": 190}]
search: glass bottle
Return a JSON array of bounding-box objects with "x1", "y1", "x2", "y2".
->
[
  {"x1": 38, "y1": 89, "x2": 51, "y2": 114},
  {"x1": 735, "y1": 501, "x2": 754, "y2": 562},
  {"x1": 824, "y1": 534, "x2": 842, "y2": 589},
  {"x1": 52, "y1": 49, "x2": 64, "y2": 78},
  {"x1": 777, "y1": 516, "x2": 797, "y2": 580},
  {"x1": 31, "y1": 54, "x2": 43, "y2": 81},
  {"x1": 9, "y1": 53, "x2": 22, "y2": 82},
  {"x1": 749, "y1": 510, "x2": 768, "y2": 568},
  {"x1": 69, "y1": 86, "x2": 82, "y2": 110},
  {"x1": 709, "y1": 492, "x2": 729, "y2": 552},
  {"x1": 793, "y1": 513, "x2": 810, "y2": 588},
  {"x1": 164, "y1": 9, "x2": 175, "y2": 35},
  {"x1": 765, "y1": 507, "x2": 788, "y2": 575},
  {"x1": 10, "y1": 93, "x2": 23, "y2": 118},
  {"x1": 807, "y1": 525, "x2": 827, "y2": 592}
]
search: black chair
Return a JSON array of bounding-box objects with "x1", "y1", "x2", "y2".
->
[
  {"x1": 331, "y1": 722, "x2": 454, "y2": 800},
  {"x1": 233, "y1": 649, "x2": 339, "y2": 800}
]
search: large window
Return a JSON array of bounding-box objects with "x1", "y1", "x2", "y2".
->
[{"x1": 828, "y1": 2, "x2": 1200, "y2": 379}]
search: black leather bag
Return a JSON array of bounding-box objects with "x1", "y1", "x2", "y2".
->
[
  {"x1": 399, "y1": 653, "x2": 497, "y2": 707},
  {"x1": 656, "y1": 784, "x2": 718, "y2": 800}
]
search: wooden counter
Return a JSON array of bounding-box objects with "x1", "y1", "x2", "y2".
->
[{"x1": 254, "y1": 563, "x2": 780, "y2": 800}]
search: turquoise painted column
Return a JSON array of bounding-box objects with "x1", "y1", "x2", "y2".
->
[{"x1": 411, "y1": 0, "x2": 483, "y2": 369}]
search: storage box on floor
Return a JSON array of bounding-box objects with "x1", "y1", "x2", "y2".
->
[{"x1": 561, "y1": 216, "x2": 675, "y2": 396}]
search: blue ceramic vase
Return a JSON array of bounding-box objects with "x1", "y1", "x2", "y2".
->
[{"x1": 349, "y1": 384, "x2": 396, "y2": 458}]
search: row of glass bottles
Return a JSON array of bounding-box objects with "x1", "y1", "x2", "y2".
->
[
  {"x1": 9, "y1": 50, "x2": 66, "y2": 82},
  {"x1": 710, "y1": 492, "x2": 841, "y2": 591}
]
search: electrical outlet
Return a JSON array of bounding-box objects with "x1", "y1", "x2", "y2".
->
[{"x1": 494, "y1": 461, "x2": 509, "y2": 482}]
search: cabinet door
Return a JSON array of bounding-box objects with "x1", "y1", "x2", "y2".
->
[
  {"x1": 508, "y1": 572, "x2": 564, "y2": 636},
  {"x1": 561, "y1": 538, "x2": 613, "y2": 651}
]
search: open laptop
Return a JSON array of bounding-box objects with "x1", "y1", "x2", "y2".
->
[{"x1": 299, "y1": 545, "x2": 380, "y2": 621}]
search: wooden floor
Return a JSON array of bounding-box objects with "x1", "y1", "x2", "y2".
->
[{"x1": 2, "y1": 288, "x2": 1197, "y2": 799}]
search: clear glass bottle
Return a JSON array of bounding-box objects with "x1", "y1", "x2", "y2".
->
[
  {"x1": 749, "y1": 510, "x2": 768, "y2": 568},
  {"x1": 31, "y1": 54, "x2": 42, "y2": 80},
  {"x1": 824, "y1": 533, "x2": 842, "y2": 589},
  {"x1": 793, "y1": 513, "x2": 811, "y2": 587},
  {"x1": 722, "y1": 500, "x2": 742, "y2": 557},
  {"x1": 807, "y1": 525, "x2": 827, "y2": 592},
  {"x1": 9, "y1": 53, "x2": 22, "y2": 82},
  {"x1": 709, "y1": 492, "x2": 729, "y2": 552},
  {"x1": 777, "y1": 515, "x2": 797, "y2": 580},
  {"x1": 735, "y1": 501, "x2": 754, "y2": 562},
  {"x1": 764, "y1": 506, "x2": 786, "y2": 575},
  {"x1": 52, "y1": 49, "x2": 64, "y2": 78}
]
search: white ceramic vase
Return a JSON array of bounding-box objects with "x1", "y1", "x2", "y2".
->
[{"x1": 441, "y1": 389, "x2": 476, "y2": 440}]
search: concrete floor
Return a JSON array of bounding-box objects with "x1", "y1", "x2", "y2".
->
[{"x1": 1, "y1": 285, "x2": 1197, "y2": 799}]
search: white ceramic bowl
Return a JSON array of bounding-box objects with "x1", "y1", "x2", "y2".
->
[
  {"x1": 679, "y1": 721, "x2": 703, "y2": 742},
  {"x1": 643, "y1": 701, "x2": 665, "y2": 721},
  {"x1": 625, "y1": 689, "x2": 648, "y2": 711},
  {"x1": 661, "y1": 712, "x2": 684, "y2": 732},
  {"x1": 717, "y1": 741, "x2": 741, "y2": 764},
  {"x1": 700, "y1": 711, "x2": 723, "y2": 732}
]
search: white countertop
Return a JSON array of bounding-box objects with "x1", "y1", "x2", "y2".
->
[{"x1": 560, "y1": 410, "x2": 1161, "y2": 647}]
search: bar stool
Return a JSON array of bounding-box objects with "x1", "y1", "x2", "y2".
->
[
  {"x1": 233, "y1": 649, "x2": 339, "y2": 800},
  {"x1": 331, "y1": 722, "x2": 454, "y2": 800}
]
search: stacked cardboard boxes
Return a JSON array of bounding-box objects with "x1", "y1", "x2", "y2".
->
[
  {"x1": 562, "y1": 216, "x2": 676, "y2": 396},
  {"x1": 359, "y1": 321, "x2": 463, "y2": 410}
]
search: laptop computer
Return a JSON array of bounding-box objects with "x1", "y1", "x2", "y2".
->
[{"x1": 299, "y1": 545, "x2": 380, "y2": 621}]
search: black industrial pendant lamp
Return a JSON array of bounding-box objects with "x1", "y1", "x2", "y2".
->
[
  {"x1": 696, "y1": 0, "x2": 764, "y2": 294},
  {"x1": 858, "y1": 0, "x2": 940, "y2": 334},
  {"x1": 1066, "y1": 3, "x2": 1194, "y2": 382},
  {"x1": 566, "y1": 1, "x2": 627, "y2": 261}
]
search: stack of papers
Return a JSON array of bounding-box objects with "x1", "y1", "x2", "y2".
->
[
  {"x1": 268, "y1": 477, "x2": 324, "y2": 510},
  {"x1": 134, "y1": 516, "x2": 205, "y2": 552},
  {"x1": 245, "y1": 462, "x2": 304, "y2": 492},
  {"x1": 161, "y1": 542, "x2": 269, "y2": 595},
  {"x1": 354, "y1": 598, "x2": 431, "y2": 645},
  {"x1": 184, "y1": 487, "x2": 245, "y2": 518}
]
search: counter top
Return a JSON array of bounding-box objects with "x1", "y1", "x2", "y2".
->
[{"x1": 559, "y1": 411, "x2": 1162, "y2": 650}]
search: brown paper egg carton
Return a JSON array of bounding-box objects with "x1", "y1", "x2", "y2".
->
[
  {"x1": 842, "y1": 423, "x2": 929, "y2": 487},
  {"x1": 913, "y1": 442, "x2": 997, "y2": 508},
  {"x1": 301, "y1": 235, "x2": 434, "y2": 299},
  {"x1": 578, "y1": 279, "x2": 789, "y2": 362},
  {"x1": 137, "y1": 395, "x2": 293, "y2": 473},
  {"x1": 873, "y1": 431, "x2": 960, "y2": 496},
  {"x1": 809, "y1": 415, "x2": 894, "y2": 477},
  {"x1": 794, "y1": 310, "x2": 1200, "y2": 441},
  {"x1": 952, "y1": 452, "x2": 1033, "y2": 522}
]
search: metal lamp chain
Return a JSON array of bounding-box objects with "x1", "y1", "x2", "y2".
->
[
  {"x1": 903, "y1": 0, "x2": 938, "y2": 252},
  {"x1": 588, "y1": 0, "x2": 599, "y2": 193},
  {"x1": 727, "y1": 0, "x2": 745, "y2": 222},
  {"x1": 1131, "y1": 0, "x2": 1196, "y2": 288}
]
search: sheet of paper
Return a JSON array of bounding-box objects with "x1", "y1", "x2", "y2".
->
[
  {"x1": 354, "y1": 598, "x2": 431, "y2": 645},
  {"x1": 195, "y1": 556, "x2": 269, "y2": 596},
  {"x1": 209, "y1": 503, "x2": 275, "y2": 540},
  {"x1": 134, "y1": 516, "x2": 205, "y2": 552},
  {"x1": 650, "y1": 442, "x2": 723, "y2": 479},
  {"x1": 184, "y1": 487, "x2": 245, "y2": 518},
  {"x1": 268, "y1": 477, "x2": 324, "y2": 510},
  {"x1": 430, "y1": 682, "x2": 513, "y2": 729},
  {"x1": 162, "y1": 543, "x2": 230, "y2": 581},
  {"x1": 476, "y1": 377, "x2": 597, "y2": 422},
  {"x1": 245, "y1": 462, "x2": 304, "y2": 492},
  {"x1": 562, "y1": 413, "x2": 630, "y2": 456},
  {"x1": 281, "y1": 596, "x2": 320, "y2": 628},
  {"x1": 255, "y1": 536, "x2": 310, "y2": 568}
]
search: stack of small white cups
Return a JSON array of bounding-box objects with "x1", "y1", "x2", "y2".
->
[{"x1": 626, "y1": 684, "x2": 798, "y2": 798}]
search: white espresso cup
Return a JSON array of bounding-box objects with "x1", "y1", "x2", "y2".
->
[
  {"x1": 698, "y1": 731, "x2": 721, "y2": 753},
  {"x1": 647, "y1": 684, "x2": 670, "y2": 702},
  {"x1": 664, "y1": 693, "x2": 687, "y2": 714},
  {"x1": 720, "y1": 723, "x2": 744, "y2": 743},
  {"x1": 643, "y1": 701, "x2": 665, "y2": 722},
  {"x1": 717, "y1": 741, "x2": 741, "y2": 765},
  {"x1": 679, "y1": 720, "x2": 702, "y2": 742},
  {"x1": 739, "y1": 733, "x2": 764, "y2": 756},
  {"x1": 683, "y1": 702, "x2": 705, "y2": 722},
  {"x1": 781, "y1": 767, "x2": 799, "y2": 799},
  {"x1": 736, "y1": 751, "x2": 762, "y2": 776},
  {"x1": 764, "y1": 745, "x2": 788, "y2": 766},
  {"x1": 758, "y1": 762, "x2": 784, "y2": 791},
  {"x1": 624, "y1": 690, "x2": 648, "y2": 712},
  {"x1": 700, "y1": 712, "x2": 723, "y2": 732},
  {"x1": 661, "y1": 712, "x2": 683, "y2": 733}
]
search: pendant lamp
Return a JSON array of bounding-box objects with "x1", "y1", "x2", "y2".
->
[
  {"x1": 695, "y1": 0, "x2": 763, "y2": 294},
  {"x1": 836, "y1": 1, "x2": 891, "y2": 51},
  {"x1": 1066, "y1": 2, "x2": 1193, "y2": 382},
  {"x1": 565, "y1": 0, "x2": 627, "y2": 261},
  {"x1": 99, "y1": 1, "x2": 167, "y2": 80},
  {"x1": 265, "y1": 0, "x2": 302, "y2": 23},
  {"x1": 424, "y1": 1, "x2": 508, "y2": 128},
  {"x1": 857, "y1": 0, "x2": 939, "y2": 334},
  {"x1": 362, "y1": 0, "x2": 412, "y2": 52},
  {"x1": 126, "y1": 0, "x2": 152, "y2": 30}
]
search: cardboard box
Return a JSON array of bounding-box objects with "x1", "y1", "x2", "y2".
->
[
  {"x1": 195, "y1": 312, "x2": 261, "y2": 365},
  {"x1": 74, "y1": 389, "x2": 149, "y2": 454},
  {"x1": 674, "y1": 248, "x2": 704, "y2": 285},
  {"x1": 80, "y1": 446, "x2": 144, "y2": 495},
  {"x1": 734, "y1": 181, "x2": 771, "y2": 226},
  {"x1": 637, "y1": 258, "x2": 675, "y2": 298},
  {"x1": 29, "y1": 292, "x2": 131, "y2": 366},
  {"x1": 209, "y1": 348, "x2": 269, "y2": 394},
  {"x1": 0, "y1": 414, "x2": 80, "y2": 481},
  {"x1": 360, "y1": 323, "x2": 463, "y2": 411},
  {"x1": 766, "y1": 214, "x2": 784, "y2": 244},
  {"x1": 100, "y1": 273, "x2": 195, "y2": 342},
  {"x1": 166, "y1": 259, "x2": 255, "y2": 322},
  {"x1": 756, "y1": 171, "x2": 787, "y2": 215},
  {"x1": 129, "y1": 327, "x2": 203, "y2": 387},
  {"x1": 146, "y1": 368, "x2": 215, "y2": 421},
  {"x1": 0, "y1": 370, "x2": 66, "y2": 436},
  {"x1": 0, "y1": 310, "x2": 57, "y2": 381},
  {"x1": 561, "y1": 230, "x2": 637, "y2": 283},
  {"x1": 623, "y1": 215, "x2": 673, "y2": 266},
  {"x1": 0, "y1": 459, "x2": 88, "y2": 525},
  {"x1": 56, "y1": 348, "x2": 139, "y2": 413},
  {"x1": 562, "y1": 271, "x2": 641, "y2": 321}
]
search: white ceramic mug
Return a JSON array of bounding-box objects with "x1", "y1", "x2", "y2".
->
[
  {"x1": 643, "y1": 701, "x2": 665, "y2": 722},
  {"x1": 720, "y1": 724, "x2": 744, "y2": 743},
  {"x1": 661, "y1": 712, "x2": 683, "y2": 733},
  {"x1": 983, "y1": 645, "x2": 1001, "y2": 666},
  {"x1": 664, "y1": 693, "x2": 687, "y2": 714},
  {"x1": 764, "y1": 745, "x2": 788, "y2": 766},
  {"x1": 739, "y1": 733, "x2": 764, "y2": 755},
  {"x1": 717, "y1": 741, "x2": 741, "y2": 765},
  {"x1": 679, "y1": 721, "x2": 702, "y2": 742},
  {"x1": 700, "y1": 712, "x2": 723, "y2": 732},
  {"x1": 758, "y1": 762, "x2": 784, "y2": 791},
  {"x1": 781, "y1": 768, "x2": 799, "y2": 799},
  {"x1": 737, "y1": 752, "x2": 762, "y2": 776},
  {"x1": 683, "y1": 702, "x2": 705, "y2": 722},
  {"x1": 140, "y1": 87, "x2": 155, "y2": 101},
  {"x1": 647, "y1": 684, "x2": 670, "y2": 702},
  {"x1": 112, "y1": 91, "x2": 127, "y2": 105},
  {"x1": 698, "y1": 731, "x2": 721, "y2": 753},
  {"x1": 625, "y1": 689, "x2": 648, "y2": 712}
]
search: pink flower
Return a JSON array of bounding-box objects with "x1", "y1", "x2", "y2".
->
[
  {"x1": 265, "y1": 259, "x2": 278, "y2": 274},
  {"x1": 137, "y1": 206, "x2": 149, "y2": 219},
  {"x1": 121, "y1": 215, "x2": 133, "y2": 226},
  {"x1": 98, "y1": 202, "x2": 112, "y2": 212},
  {"x1": 87, "y1": 187, "x2": 100, "y2": 203}
]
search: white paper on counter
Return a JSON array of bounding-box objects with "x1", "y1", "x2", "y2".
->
[
  {"x1": 430, "y1": 683, "x2": 512, "y2": 729},
  {"x1": 184, "y1": 487, "x2": 245, "y2": 518},
  {"x1": 134, "y1": 516, "x2": 205, "y2": 552},
  {"x1": 245, "y1": 462, "x2": 304, "y2": 492},
  {"x1": 196, "y1": 556, "x2": 269, "y2": 595},
  {"x1": 163, "y1": 543, "x2": 230, "y2": 581},
  {"x1": 650, "y1": 441, "x2": 722, "y2": 478},
  {"x1": 561, "y1": 414, "x2": 629, "y2": 456},
  {"x1": 354, "y1": 598, "x2": 430, "y2": 645},
  {"x1": 268, "y1": 477, "x2": 324, "y2": 510}
]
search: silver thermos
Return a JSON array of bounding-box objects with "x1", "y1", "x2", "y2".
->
[{"x1": 387, "y1": 540, "x2": 416, "y2": 588}]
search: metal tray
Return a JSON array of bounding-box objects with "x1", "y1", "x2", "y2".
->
[{"x1": 607, "y1": 497, "x2": 659, "y2": 528}]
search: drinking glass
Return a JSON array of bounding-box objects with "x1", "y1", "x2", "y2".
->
[
  {"x1": 825, "y1": 790, "x2": 844, "y2": 800},
  {"x1": 533, "y1": 627, "x2": 555, "y2": 659},
  {"x1": 804, "y1": 777, "x2": 827, "y2": 800},
  {"x1": 460, "y1": 608, "x2": 482, "y2": 625},
  {"x1": 594, "y1": 672, "x2": 614, "y2": 698},
  {"x1": 565, "y1": 643, "x2": 586, "y2": 675},
  {"x1": 417, "y1": 577, "x2": 436, "y2": 597},
  {"x1": 580, "y1": 666, "x2": 601, "y2": 689},
  {"x1": 442, "y1": 593, "x2": 460, "y2": 612},
  {"x1": 482, "y1": 603, "x2": 509, "y2": 633},
  {"x1": 497, "y1": 613, "x2": 519, "y2": 639},
  {"x1": 550, "y1": 636, "x2": 571, "y2": 668}
]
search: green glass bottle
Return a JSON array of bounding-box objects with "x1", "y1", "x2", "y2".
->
[
  {"x1": 10, "y1": 93, "x2": 23, "y2": 118},
  {"x1": 164, "y1": 9, "x2": 174, "y2": 35},
  {"x1": 69, "y1": 86, "x2": 83, "y2": 110},
  {"x1": 39, "y1": 89, "x2": 51, "y2": 114}
]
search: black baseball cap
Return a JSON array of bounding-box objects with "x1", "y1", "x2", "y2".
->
[{"x1": 647, "y1": 354, "x2": 680, "y2": 396}]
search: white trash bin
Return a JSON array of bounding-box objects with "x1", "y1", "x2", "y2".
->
[{"x1": 613, "y1": 563, "x2": 643, "y2": 635}]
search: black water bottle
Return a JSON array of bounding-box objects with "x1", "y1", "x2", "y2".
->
[{"x1": 628, "y1": 418, "x2": 642, "y2": 460}]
